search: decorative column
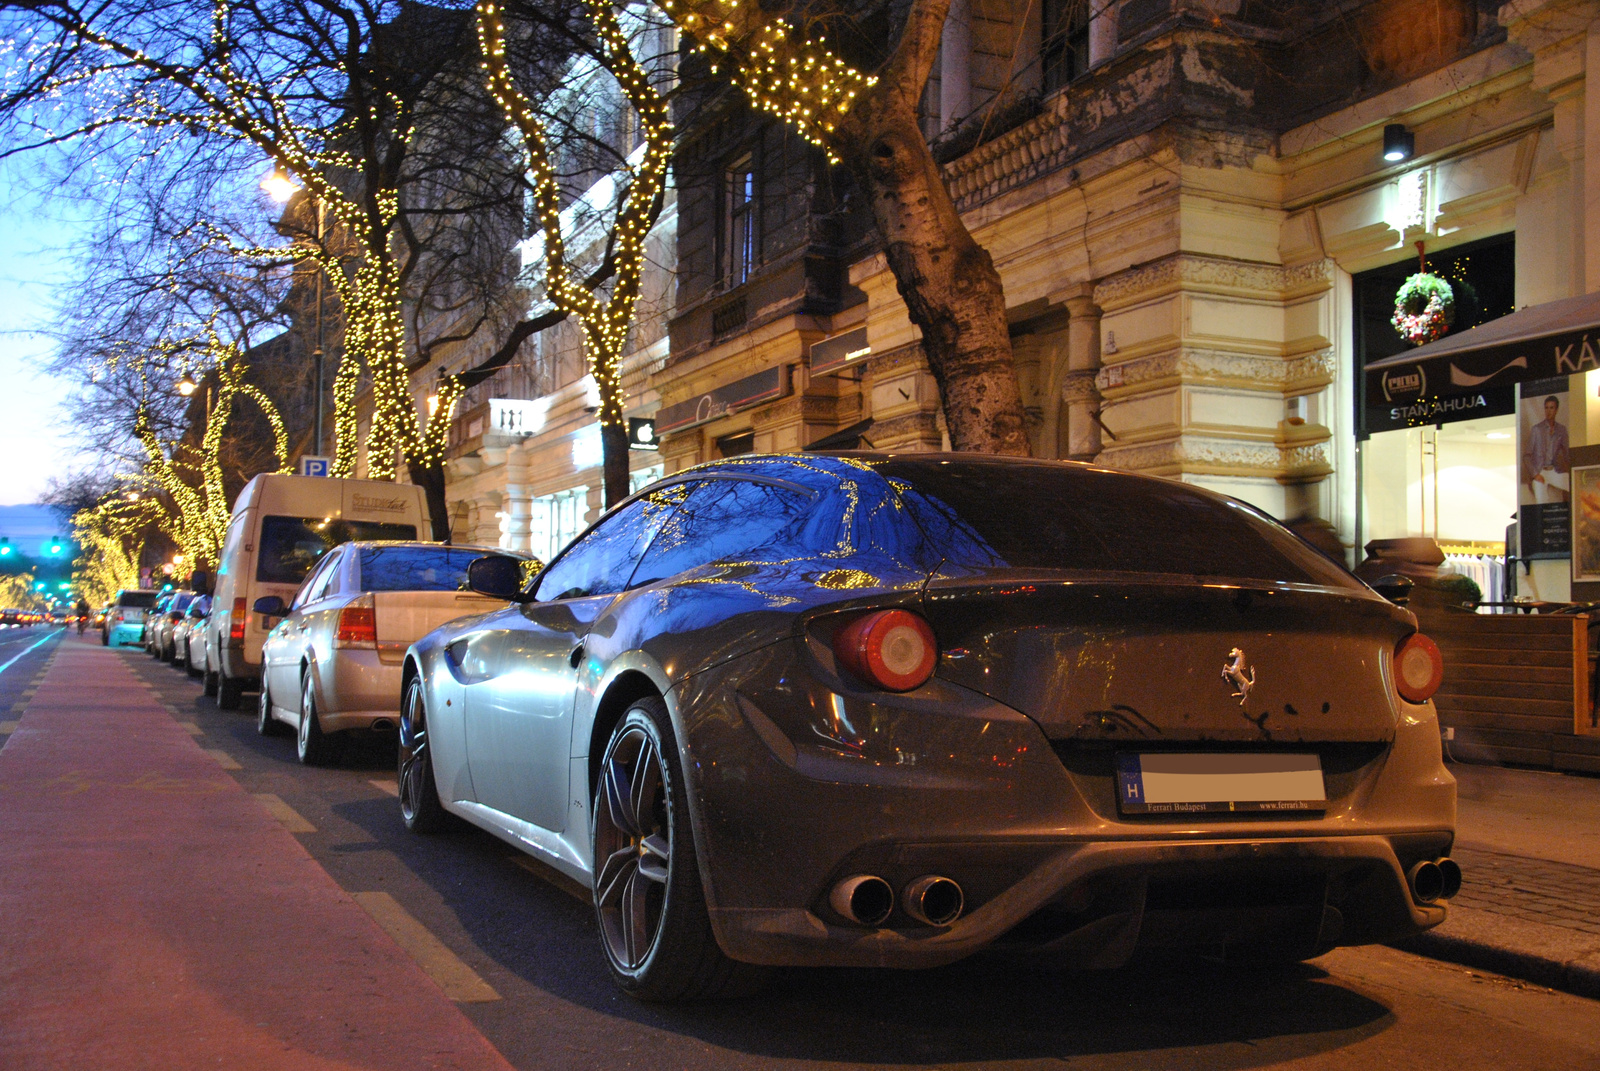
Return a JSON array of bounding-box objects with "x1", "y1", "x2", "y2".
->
[
  {"x1": 1088, "y1": 0, "x2": 1119, "y2": 68},
  {"x1": 940, "y1": 0, "x2": 970, "y2": 130},
  {"x1": 500, "y1": 447, "x2": 533, "y2": 553},
  {"x1": 1063, "y1": 290, "x2": 1103, "y2": 462}
]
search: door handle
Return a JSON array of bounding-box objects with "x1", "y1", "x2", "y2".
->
[{"x1": 569, "y1": 642, "x2": 585, "y2": 668}]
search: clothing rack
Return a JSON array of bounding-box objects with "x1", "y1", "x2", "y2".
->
[{"x1": 1440, "y1": 548, "x2": 1508, "y2": 612}]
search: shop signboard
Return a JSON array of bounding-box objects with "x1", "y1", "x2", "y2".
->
[
  {"x1": 1517, "y1": 378, "x2": 1571, "y2": 559},
  {"x1": 1363, "y1": 386, "x2": 1515, "y2": 435},
  {"x1": 655, "y1": 365, "x2": 789, "y2": 435}
]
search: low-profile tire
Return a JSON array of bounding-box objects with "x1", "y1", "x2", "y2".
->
[
  {"x1": 217, "y1": 674, "x2": 244, "y2": 710},
  {"x1": 296, "y1": 672, "x2": 336, "y2": 767},
  {"x1": 100, "y1": 629, "x2": 108, "y2": 647},
  {"x1": 203, "y1": 665, "x2": 219, "y2": 697},
  {"x1": 591, "y1": 697, "x2": 765, "y2": 1002},
  {"x1": 398, "y1": 675, "x2": 451, "y2": 834},
  {"x1": 186, "y1": 649, "x2": 202, "y2": 679},
  {"x1": 257, "y1": 679, "x2": 286, "y2": 737}
]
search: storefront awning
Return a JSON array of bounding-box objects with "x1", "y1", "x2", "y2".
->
[{"x1": 1364, "y1": 290, "x2": 1600, "y2": 417}]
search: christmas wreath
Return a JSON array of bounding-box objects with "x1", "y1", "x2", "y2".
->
[{"x1": 1392, "y1": 273, "x2": 1456, "y2": 346}]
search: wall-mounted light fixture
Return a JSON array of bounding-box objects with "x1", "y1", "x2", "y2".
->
[{"x1": 1383, "y1": 123, "x2": 1415, "y2": 163}]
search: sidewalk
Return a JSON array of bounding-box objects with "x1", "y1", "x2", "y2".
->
[
  {"x1": 0, "y1": 638, "x2": 514, "y2": 1070},
  {"x1": 1399, "y1": 760, "x2": 1600, "y2": 999}
]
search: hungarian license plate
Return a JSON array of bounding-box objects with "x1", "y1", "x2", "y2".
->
[{"x1": 1115, "y1": 752, "x2": 1326, "y2": 815}]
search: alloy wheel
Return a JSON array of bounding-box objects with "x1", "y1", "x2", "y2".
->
[
  {"x1": 593, "y1": 723, "x2": 672, "y2": 972},
  {"x1": 398, "y1": 684, "x2": 429, "y2": 824}
]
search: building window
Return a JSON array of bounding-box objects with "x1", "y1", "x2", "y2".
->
[
  {"x1": 1042, "y1": 0, "x2": 1090, "y2": 92},
  {"x1": 629, "y1": 464, "x2": 664, "y2": 495},
  {"x1": 724, "y1": 154, "x2": 758, "y2": 287},
  {"x1": 524, "y1": 486, "x2": 591, "y2": 564},
  {"x1": 717, "y1": 430, "x2": 755, "y2": 458}
]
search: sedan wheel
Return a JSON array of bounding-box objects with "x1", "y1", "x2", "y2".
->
[
  {"x1": 297, "y1": 672, "x2": 335, "y2": 766},
  {"x1": 591, "y1": 697, "x2": 763, "y2": 1002},
  {"x1": 257, "y1": 679, "x2": 285, "y2": 737},
  {"x1": 398, "y1": 676, "x2": 450, "y2": 833},
  {"x1": 202, "y1": 665, "x2": 219, "y2": 697}
]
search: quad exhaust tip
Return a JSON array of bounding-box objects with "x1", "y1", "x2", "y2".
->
[
  {"x1": 903, "y1": 875, "x2": 964, "y2": 927},
  {"x1": 831, "y1": 875, "x2": 894, "y2": 927},
  {"x1": 1408, "y1": 857, "x2": 1462, "y2": 904}
]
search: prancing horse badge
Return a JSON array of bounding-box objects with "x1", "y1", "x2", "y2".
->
[{"x1": 1222, "y1": 647, "x2": 1255, "y2": 706}]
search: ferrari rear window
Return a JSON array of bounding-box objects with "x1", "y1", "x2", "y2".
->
[{"x1": 876, "y1": 459, "x2": 1360, "y2": 588}]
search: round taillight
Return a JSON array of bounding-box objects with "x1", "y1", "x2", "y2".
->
[
  {"x1": 833, "y1": 610, "x2": 938, "y2": 692},
  {"x1": 1395, "y1": 633, "x2": 1444, "y2": 703}
]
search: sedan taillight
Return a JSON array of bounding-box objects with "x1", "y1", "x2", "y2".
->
[
  {"x1": 1395, "y1": 633, "x2": 1444, "y2": 703},
  {"x1": 833, "y1": 609, "x2": 938, "y2": 692},
  {"x1": 335, "y1": 600, "x2": 377, "y2": 648},
  {"x1": 230, "y1": 597, "x2": 247, "y2": 643}
]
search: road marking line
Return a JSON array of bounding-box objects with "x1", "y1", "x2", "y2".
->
[
  {"x1": 203, "y1": 748, "x2": 242, "y2": 770},
  {"x1": 508, "y1": 853, "x2": 592, "y2": 903},
  {"x1": 252, "y1": 793, "x2": 316, "y2": 833},
  {"x1": 0, "y1": 631, "x2": 58, "y2": 678},
  {"x1": 176, "y1": 721, "x2": 203, "y2": 735},
  {"x1": 0, "y1": 720, "x2": 18, "y2": 733},
  {"x1": 351, "y1": 892, "x2": 500, "y2": 1003},
  {"x1": 369, "y1": 779, "x2": 399, "y2": 796}
]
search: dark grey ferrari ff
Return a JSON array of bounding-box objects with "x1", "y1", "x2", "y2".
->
[{"x1": 399, "y1": 453, "x2": 1458, "y2": 1001}]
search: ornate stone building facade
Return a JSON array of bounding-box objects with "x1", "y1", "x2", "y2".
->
[{"x1": 657, "y1": 0, "x2": 1600, "y2": 588}]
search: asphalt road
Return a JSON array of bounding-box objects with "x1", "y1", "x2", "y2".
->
[{"x1": 107, "y1": 634, "x2": 1600, "y2": 1071}]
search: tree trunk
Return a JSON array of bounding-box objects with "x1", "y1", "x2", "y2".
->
[
  {"x1": 842, "y1": 108, "x2": 1030, "y2": 456},
  {"x1": 409, "y1": 457, "x2": 453, "y2": 542},
  {"x1": 602, "y1": 421, "x2": 631, "y2": 508}
]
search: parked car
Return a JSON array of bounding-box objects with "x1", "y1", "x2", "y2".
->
[
  {"x1": 399, "y1": 453, "x2": 1460, "y2": 1001},
  {"x1": 147, "y1": 592, "x2": 198, "y2": 661},
  {"x1": 256, "y1": 541, "x2": 529, "y2": 765},
  {"x1": 102, "y1": 589, "x2": 158, "y2": 647},
  {"x1": 203, "y1": 473, "x2": 429, "y2": 709},
  {"x1": 175, "y1": 594, "x2": 212, "y2": 676}
]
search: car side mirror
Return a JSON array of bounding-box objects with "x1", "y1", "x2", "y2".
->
[
  {"x1": 253, "y1": 595, "x2": 289, "y2": 618},
  {"x1": 468, "y1": 555, "x2": 533, "y2": 602},
  {"x1": 191, "y1": 570, "x2": 211, "y2": 596},
  {"x1": 1371, "y1": 574, "x2": 1414, "y2": 606}
]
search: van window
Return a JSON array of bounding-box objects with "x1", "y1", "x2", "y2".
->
[
  {"x1": 117, "y1": 591, "x2": 157, "y2": 609},
  {"x1": 256, "y1": 516, "x2": 418, "y2": 585}
]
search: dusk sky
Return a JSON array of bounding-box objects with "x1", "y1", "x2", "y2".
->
[{"x1": 0, "y1": 168, "x2": 85, "y2": 505}]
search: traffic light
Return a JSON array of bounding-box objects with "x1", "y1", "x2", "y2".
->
[
  {"x1": 628, "y1": 417, "x2": 659, "y2": 451},
  {"x1": 0, "y1": 538, "x2": 11, "y2": 557},
  {"x1": 47, "y1": 538, "x2": 62, "y2": 556}
]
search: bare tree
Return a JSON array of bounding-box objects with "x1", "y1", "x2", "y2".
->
[
  {"x1": 0, "y1": 1, "x2": 594, "y2": 537},
  {"x1": 663, "y1": 0, "x2": 1030, "y2": 455}
]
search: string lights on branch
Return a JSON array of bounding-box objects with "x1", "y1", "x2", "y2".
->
[{"x1": 475, "y1": 0, "x2": 674, "y2": 487}]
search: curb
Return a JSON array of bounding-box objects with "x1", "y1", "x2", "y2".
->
[{"x1": 1395, "y1": 932, "x2": 1600, "y2": 1000}]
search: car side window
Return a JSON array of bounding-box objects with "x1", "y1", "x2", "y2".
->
[
  {"x1": 533, "y1": 484, "x2": 690, "y2": 601},
  {"x1": 293, "y1": 551, "x2": 340, "y2": 609},
  {"x1": 631, "y1": 478, "x2": 814, "y2": 588}
]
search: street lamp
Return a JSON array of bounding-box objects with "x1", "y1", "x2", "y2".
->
[
  {"x1": 176, "y1": 372, "x2": 199, "y2": 397},
  {"x1": 261, "y1": 164, "x2": 328, "y2": 458},
  {"x1": 262, "y1": 166, "x2": 301, "y2": 203}
]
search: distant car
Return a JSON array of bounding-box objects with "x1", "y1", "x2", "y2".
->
[
  {"x1": 148, "y1": 592, "x2": 198, "y2": 661},
  {"x1": 103, "y1": 589, "x2": 158, "y2": 647},
  {"x1": 398, "y1": 453, "x2": 1461, "y2": 1001},
  {"x1": 175, "y1": 594, "x2": 212, "y2": 676},
  {"x1": 256, "y1": 541, "x2": 530, "y2": 765}
]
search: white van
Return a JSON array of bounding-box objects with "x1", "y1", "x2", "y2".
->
[{"x1": 202, "y1": 474, "x2": 428, "y2": 708}]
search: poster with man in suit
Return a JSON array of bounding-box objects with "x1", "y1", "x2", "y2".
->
[{"x1": 1519, "y1": 381, "x2": 1571, "y2": 557}]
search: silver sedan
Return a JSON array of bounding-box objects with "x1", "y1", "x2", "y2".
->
[{"x1": 255, "y1": 541, "x2": 531, "y2": 765}]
